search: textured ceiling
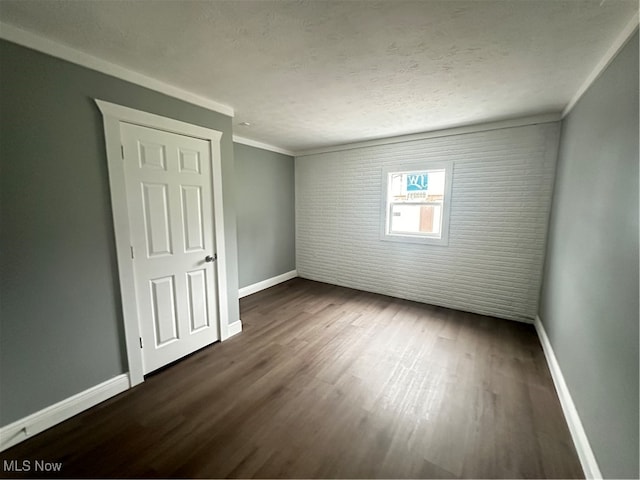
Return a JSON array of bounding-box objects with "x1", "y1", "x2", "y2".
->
[{"x1": 0, "y1": 0, "x2": 637, "y2": 152}]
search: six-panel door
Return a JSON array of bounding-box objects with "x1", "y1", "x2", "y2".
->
[{"x1": 121, "y1": 122, "x2": 219, "y2": 374}]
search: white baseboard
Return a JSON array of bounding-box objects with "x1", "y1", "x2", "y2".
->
[
  {"x1": 227, "y1": 319, "x2": 243, "y2": 338},
  {"x1": 238, "y1": 270, "x2": 298, "y2": 298},
  {"x1": 0, "y1": 374, "x2": 130, "y2": 452},
  {"x1": 534, "y1": 316, "x2": 602, "y2": 479}
]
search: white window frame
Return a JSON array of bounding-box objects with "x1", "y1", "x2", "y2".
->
[{"x1": 380, "y1": 161, "x2": 453, "y2": 246}]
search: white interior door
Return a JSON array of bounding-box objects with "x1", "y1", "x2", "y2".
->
[{"x1": 121, "y1": 122, "x2": 219, "y2": 374}]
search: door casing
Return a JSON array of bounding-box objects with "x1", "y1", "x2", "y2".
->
[{"x1": 96, "y1": 99, "x2": 231, "y2": 386}]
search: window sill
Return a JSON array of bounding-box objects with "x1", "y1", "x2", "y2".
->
[{"x1": 380, "y1": 233, "x2": 449, "y2": 246}]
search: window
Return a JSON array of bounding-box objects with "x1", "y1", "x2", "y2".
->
[{"x1": 381, "y1": 162, "x2": 453, "y2": 245}]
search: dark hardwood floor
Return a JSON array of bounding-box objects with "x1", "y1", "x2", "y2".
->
[{"x1": 0, "y1": 278, "x2": 583, "y2": 479}]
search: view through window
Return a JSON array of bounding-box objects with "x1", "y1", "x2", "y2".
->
[{"x1": 382, "y1": 164, "x2": 451, "y2": 245}]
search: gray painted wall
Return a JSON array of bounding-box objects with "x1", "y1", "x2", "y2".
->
[
  {"x1": 234, "y1": 143, "x2": 295, "y2": 288},
  {"x1": 539, "y1": 32, "x2": 639, "y2": 479},
  {"x1": 0, "y1": 39, "x2": 240, "y2": 426}
]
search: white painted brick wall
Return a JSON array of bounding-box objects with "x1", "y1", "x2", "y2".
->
[{"x1": 295, "y1": 122, "x2": 560, "y2": 322}]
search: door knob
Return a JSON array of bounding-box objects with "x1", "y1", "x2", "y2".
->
[{"x1": 205, "y1": 254, "x2": 216, "y2": 263}]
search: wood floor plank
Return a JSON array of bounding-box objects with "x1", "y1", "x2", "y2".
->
[{"x1": 0, "y1": 278, "x2": 584, "y2": 478}]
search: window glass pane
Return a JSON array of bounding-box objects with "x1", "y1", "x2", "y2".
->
[
  {"x1": 390, "y1": 204, "x2": 442, "y2": 235},
  {"x1": 383, "y1": 164, "x2": 451, "y2": 244},
  {"x1": 389, "y1": 170, "x2": 445, "y2": 203}
]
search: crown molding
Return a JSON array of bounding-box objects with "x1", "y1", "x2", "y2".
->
[
  {"x1": 232, "y1": 135, "x2": 295, "y2": 156},
  {"x1": 295, "y1": 112, "x2": 562, "y2": 157},
  {"x1": 0, "y1": 22, "x2": 234, "y2": 117},
  {"x1": 562, "y1": 13, "x2": 639, "y2": 118}
]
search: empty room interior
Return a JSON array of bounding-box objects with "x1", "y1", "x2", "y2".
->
[{"x1": 0, "y1": 1, "x2": 638, "y2": 479}]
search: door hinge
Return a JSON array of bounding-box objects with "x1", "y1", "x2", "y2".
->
[
  {"x1": 130, "y1": 246, "x2": 134, "y2": 259},
  {"x1": 121, "y1": 145, "x2": 124, "y2": 159},
  {"x1": 139, "y1": 337, "x2": 143, "y2": 349}
]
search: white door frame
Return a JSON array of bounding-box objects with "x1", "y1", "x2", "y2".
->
[{"x1": 96, "y1": 99, "x2": 230, "y2": 386}]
